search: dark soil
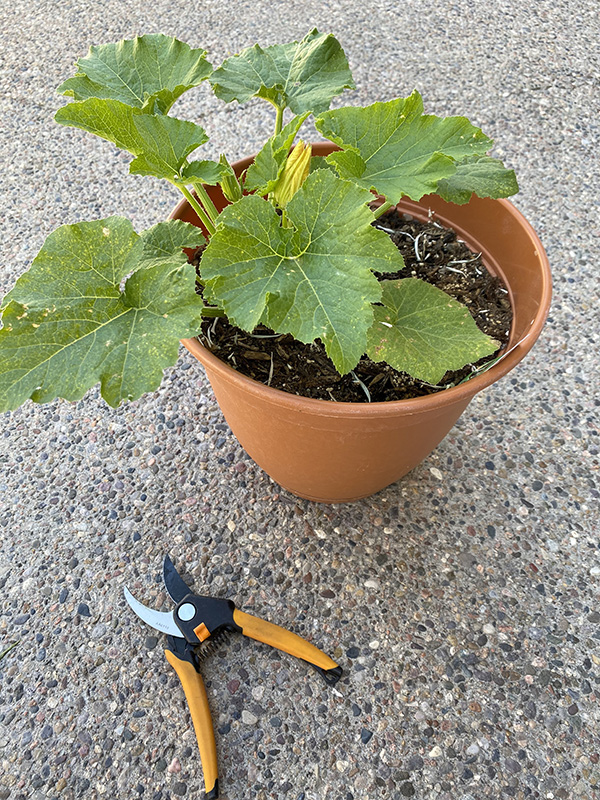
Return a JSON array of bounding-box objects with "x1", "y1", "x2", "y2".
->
[{"x1": 193, "y1": 208, "x2": 513, "y2": 403}]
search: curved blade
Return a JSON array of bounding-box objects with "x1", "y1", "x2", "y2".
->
[
  {"x1": 163, "y1": 555, "x2": 194, "y2": 603},
  {"x1": 123, "y1": 586, "x2": 181, "y2": 637}
]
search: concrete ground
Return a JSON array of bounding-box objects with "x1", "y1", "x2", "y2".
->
[{"x1": 1, "y1": 1, "x2": 599, "y2": 798}]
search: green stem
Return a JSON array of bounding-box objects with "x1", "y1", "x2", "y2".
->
[
  {"x1": 0, "y1": 641, "x2": 18, "y2": 661},
  {"x1": 174, "y1": 182, "x2": 216, "y2": 236},
  {"x1": 274, "y1": 105, "x2": 284, "y2": 136},
  {"x1": 192, "y1": 182, "x2": 220, "y2": 224},
  {"x1": 372, "y1": 201, "x2": 394, "y2": 220},
  {"x1": 201, "y1": 306, "x2": 226, "y2": 318}
]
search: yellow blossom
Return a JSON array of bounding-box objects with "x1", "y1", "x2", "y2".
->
[{"x1": 272, "y1": 141, "x2": 312, "y2": 208}]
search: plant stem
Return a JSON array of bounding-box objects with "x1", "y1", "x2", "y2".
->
[
  {"x1": 192, "y1": 182, "x2": 220, "y2": 224},
  {"x1": 274, "y1": 105, "x2": 284, "y2": 136},
  {"x1": 372, "y1": 201, "x2": 394, "y2": 220},
  {"x1": 201, "y1": 306, "x2": 226, "y2": 318},
  {"x1": 174, "y1": 183, "x2": 216, "y2": 236}
]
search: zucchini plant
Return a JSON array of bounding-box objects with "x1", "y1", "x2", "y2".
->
[{"x1": 0, "y1": 30, "x2": 518, "y2": 410}]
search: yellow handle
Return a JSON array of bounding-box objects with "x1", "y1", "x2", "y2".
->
[
  {"x1": 164, "y1": 650, "x2": 219, "y2": 799},
  {"x1": 233, "y1": 609, "x2": 339, "y2": 672}
]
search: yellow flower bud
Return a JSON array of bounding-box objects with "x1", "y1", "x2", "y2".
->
[{"x1": 273, "y1": 141, "x2": 312, "y2": 208}]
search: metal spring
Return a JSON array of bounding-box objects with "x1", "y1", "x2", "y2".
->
[{"x1": 196, "y1": 630, "x2": 230, "y2": 662}]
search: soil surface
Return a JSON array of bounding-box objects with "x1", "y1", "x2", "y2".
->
[{"x1": 193, "y1": 208, "x2": 513, "y2": 402}]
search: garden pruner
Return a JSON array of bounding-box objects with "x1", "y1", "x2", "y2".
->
[{"x1": 124, "y1": 556, "x2": 343, "y2": 799}]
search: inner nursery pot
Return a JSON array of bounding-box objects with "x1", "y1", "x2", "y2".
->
[{"x1": 172, "y1": 143, "x2": 552, "y2": 503}]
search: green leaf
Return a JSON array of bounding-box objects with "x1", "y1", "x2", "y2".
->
[
  {"x1": 316, "y1": 91, "x2": 493, "y2": 203},
  {"x1": 57, "y1": 34, "x2": 212, "y2": 115},
  {"x1": 309, "y1": 156, "x2": 338, "y2": 175},
  {"x1": 200, "y1": 170, "x2": 403, "y2": 375},
  {"x1": 436, "y1": 155, "x2": 519, "y2": 204},
  {"x1": 244, "y1": 113, "x2": 309, "y2": 194},
  {"x1": 0, "y1": 218, "x2": 206, "y2": 410},
  {"x1": 366, "y1": 278, "x2": 498, "y2": 384},
  {"x1": 181, "y1": 159, "x2": 232, "y2": 187},
  {"x1": 123, "y1": 219, "x2": 208, "y2": 271},
  {"x1": 210, "y1": 29, "x2": 355, "y2": 114},
  {"x1": 55, "y1": 99, "x2": 208, "y2": 181}
]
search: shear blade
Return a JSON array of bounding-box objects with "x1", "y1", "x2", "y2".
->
[
  {"x1": 163, "y1": 555, "x2": 194, "y2": 604},
  {"x1": 123, "y1": 586, "x2": 181, "y2": 638}
]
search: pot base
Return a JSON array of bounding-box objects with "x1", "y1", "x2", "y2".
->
[{"x1": 185, "y1": 328, "x2": 474, "y2": 503}]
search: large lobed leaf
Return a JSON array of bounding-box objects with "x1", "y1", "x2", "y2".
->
[
  {"x1": 316, "y1": 91, "x2": 495, "y2": 203},
  {"x1": 210, "y1": 29, "x2": 355, "y2": 114},
  {"x1": 0, "y1": 218, "x2": 206, "y2": 410},
  {"x1": 55, "y1": 98, "x2": 219, "y2": 183},
  {"x1": 366, "y1": 278, "x2": 498, "y2": 383},
  {"x1": 200, "y1": 170, "x2": 404, "y2": 374},
  {"x1": 57, "y1": 34, "x2": 212, "y2": 115}
]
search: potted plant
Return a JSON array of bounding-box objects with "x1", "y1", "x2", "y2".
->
[{"x1": 0, "y1": 31, "x2": 551, "y2": 502}]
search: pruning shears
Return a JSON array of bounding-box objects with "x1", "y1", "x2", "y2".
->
[{"x1": 124, "y1": 556, "x2": 343, "y2": 799}]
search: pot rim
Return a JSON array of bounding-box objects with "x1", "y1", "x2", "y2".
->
[{"x1": 176, "y1": 153, "x2": 552, "y2": 420}]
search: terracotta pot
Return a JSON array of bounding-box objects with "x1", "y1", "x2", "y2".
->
[{"x1": 172, "y1": 144, "x2": 552, "y2": 503}]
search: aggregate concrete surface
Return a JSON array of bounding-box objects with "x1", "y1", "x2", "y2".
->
[{"x1": 1, "y1": 1, "x2": 599, "y2": 798}]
